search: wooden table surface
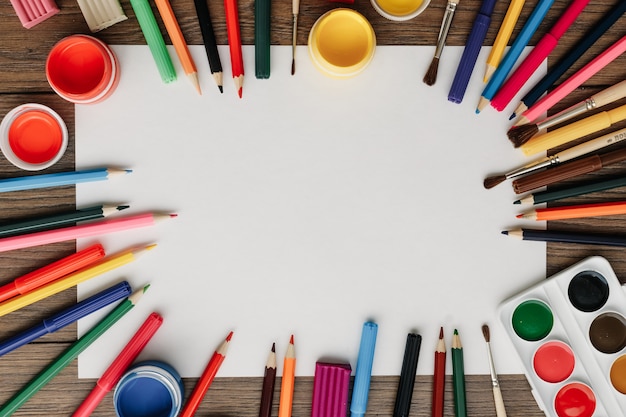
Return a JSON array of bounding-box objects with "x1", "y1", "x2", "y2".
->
[{"x1": 0, "y1": 0, "x2": 624, "y2": 415}]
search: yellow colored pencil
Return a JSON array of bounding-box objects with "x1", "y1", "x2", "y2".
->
[
  {"x1": 0, "y1": 245, "x2": 155, "y2": 318},
  {"x1": 154, "y1": 0, "x2": 201, "y2": 94},
  {"x1": 484, "y1": 0, "x2": 526, "y2": 83}
]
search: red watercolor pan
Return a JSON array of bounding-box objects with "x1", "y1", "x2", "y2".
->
[{"x1": 499, "y1": 256, "x2": 626, "y2": 416}]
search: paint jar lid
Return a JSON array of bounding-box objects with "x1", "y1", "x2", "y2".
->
[
  {"x1": 0, "y1": 103, "x2": 68, "y2": 171},
  {"x1": 114, "y1": 360, "x2": 184, "y2": 417},
  {"x1": 370, "y1": 0, "x2": 430, "y2": 21},
  {"x1": 308, "y1": 9, "x2": 376, "y2": 79}
]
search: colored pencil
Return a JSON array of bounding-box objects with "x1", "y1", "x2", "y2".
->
[
  {"x1": 520, "y1": 200, "x2": 626, "y2": 221},
  {"x1": 393, "y1": 333, "x2": 422, "y2": 417},
  {"x1": 476, "y1": 0, "x2": 555, "y2": 113},
  {"x1": 520, "y1": 103, "x2": 626, "y2": 156},
  {"x1": 452, "y1": 329, "x2": 467, "y2": 417},
  {"x1": 73, "y1": 312, "x2": 163, "y2": 416},
  {"x1": 258, "y1": 343, "x2": 277, "y2": 417},
  {"x1": 512, "y1": 147, "x2": 626, "y2": 194},
  {"x1": 193, "y1": 0, "x2": 223, "y2": 92},
  {"x1": 278, "y1": 335, "x2": 296, "y2": 417},
  {"x1": 128, "y1": 0, "x2": 177, "y2": 83},
  {"x1": 350, "y1": 322, "x2": 378, "y2": 417},
  {"x1": 510, "y1": 1, "x2": 626, "y2": 119},
  {"x1": 180, "y1": 331, "x2": 233, "y2": 417},
  {"x1": 432, "y1": 327, "x2": 445, "y2": 417},
  {"x1": 255, "y1": 0, "x2": 271, "y2": 79},
  {"x1": 224, "y1": 0, "x2": 244, "y2": 98},
  {"x1": 0, "y1": 285, "x2": 148, "y2": 416},
  {"x1": 0, "y1": 212, "x2": 175, "y2": 253},
  {"x1": 482, "y1": 325, "x2": 507, "y2": 417},
  {"x1": 0, "y1": 204, "x2": 128, "y2": 238},
  {"x1": 515, "y1": 173, "x2": 626, "y2": 206},
  {"x1": 508, "y1": 81, "x2": 626, "y2": 147},
  {"x1": 0, "y1": 281, "x2": 131, "y2": 358},
  {"x1": 483, "y1": 0, "x2": 525, "y2": 83},
  {"x1": 448, "y1": 0, "x2": 496, "y2": 103},
  {"x1": 423, "y1": 0, "x2": 462, "y2": 86},
  {"x1": 490, "y1": 0, "x2": 590, "y2": 112},
  {"x1": 502, "y1": 228, "x2": 626, "y2": 248},
  {"x1": 291, "y1": 0, "x2": 299, "y2": 75},
  {"x1": 484, "y1": 127, "x2": 626, "y2": 190},
  {"x1": 514, "y1": 35, "x2": 626, "y2": 127},
  {"x1": 0, "y1": 243, "x2": 105, "y2": 303},
  {"x1": 0, "y1": 167, "x2": 130, "y2": 193},
  {"x1": 0, "y1": 244, "x2": 154, "y2": 318},
  {"x1": 154, "y1": 0, "x2": 201, "y2": 94}
]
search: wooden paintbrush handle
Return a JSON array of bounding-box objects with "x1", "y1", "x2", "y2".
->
[
  {"x1": 513, "y1": 155, "x2": 603, "y2": 194},
  {"x1": 593, "y1": 79, "x2": 626, "y2": 108}
]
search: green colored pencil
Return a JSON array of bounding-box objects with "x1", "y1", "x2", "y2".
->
[
  {"x1": 515, "y1": 174, "x2": 626, "y2": 205},
  {"x1": 0, "y1": 285, "x2": 149, "y2": 416},
  {"x1": 452, "y1": 329, "x2": 467, "y2": 417}
]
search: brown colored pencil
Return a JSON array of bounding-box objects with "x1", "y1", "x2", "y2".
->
[{"x1": 259, "y1": 343, "x2": 277, "y2": 417}]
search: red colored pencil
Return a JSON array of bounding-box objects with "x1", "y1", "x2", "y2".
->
[
  {"x1": 73, "y1": 312, "x2": 164, "y2": 416},
  {"x1": 180, "y1": 331, "x2": 233, "y2": 417},
  {"x1": 490, "y1": 0, "x2": 590, "y2": 111},
  {"x1": 224, "y1": 0, "x2": 244, "y2": 98},
  {"x1": 432, "y1": 327, "x2": 446, "y2": 417}
]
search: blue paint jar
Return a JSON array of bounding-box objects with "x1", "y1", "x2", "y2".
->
[{"x1": 113, "y1": 360, "x2": 184, "y2": 417}]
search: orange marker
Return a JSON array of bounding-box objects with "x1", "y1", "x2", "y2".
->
[
  {"x1": 224, "y1": 0, "x2": 244, "y2": 97},
  {"x1": 180, "y1": 331, "x2": 233, "y2": 417},
  {"x1": 278, "y1": 335, "x2": 296, "y2": 417},
  {"x1": 518, "y1": 200, "x2": 626, "y2": 221}
]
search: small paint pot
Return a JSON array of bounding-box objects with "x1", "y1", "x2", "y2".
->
[
  {"x1": 46, "y1": 34, "x2": 120, "y2": 104},
  {"x1": 308, "y1": 9, "x2": 376, "y2": 79},
  {"x1": 370, "y1": 0, "x2": 430, "y2": 21},
  {"x1": 113, "y1": 360, "x2": 184, "y2": 417},
  {"x1": 0, "y1": 103, "x2": 68, "y2": 171},
  {"x1": 553, "y1": 382, "x2": 596, "y2": 417}
]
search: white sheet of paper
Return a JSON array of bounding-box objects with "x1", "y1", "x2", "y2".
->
[{"x1": 75, "y1": 45, "x2": 547, "y2": 378}]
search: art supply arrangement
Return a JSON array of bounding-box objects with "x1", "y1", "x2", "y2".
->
[{"x1": 499, "y1": 256, "x2": 626, "y2": 417}]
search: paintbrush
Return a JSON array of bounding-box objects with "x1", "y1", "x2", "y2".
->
[
  {"x1": 291, "y1": 0, "x2": 300, "y2": 75},
  {"x1": 508, "y1": 80, "x2": 626, "y2": 147},
  {"x1": 423, "y1": 0, "x2": 461, "y2": 86},
  {"x1": 482, "y1": 324, "x2": 507, "y2": 417},
  {"x1": 483, "y1": 127, "x2": 626, "y2": 189}
]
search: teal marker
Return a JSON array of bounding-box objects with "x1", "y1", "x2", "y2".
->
[{"x1": 350, "y1": 321, "x2": 378, "y2": 417}]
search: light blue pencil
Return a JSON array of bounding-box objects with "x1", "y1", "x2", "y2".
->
[
  {"x1": 476, "y1": 0, "x2": 555, "y2": 113},
  {"x1": 0, "y1": 167, "x2": 131, "y2": 193}
]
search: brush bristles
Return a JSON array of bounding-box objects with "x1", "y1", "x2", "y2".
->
[
  {"x1": 483, "y1": 174, "x2": 506, "y2": 189},
  {"x1": 482, "y1": 324, "x2": 490, "y2": 343},
  {"x1": 423, "y1": 57, "x2": 440, "y2": 86},
  {"x1": 508, "y1": 124, "x2": 539, "y2": 148}
]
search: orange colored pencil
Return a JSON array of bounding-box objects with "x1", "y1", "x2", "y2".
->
[
  {"x1": 518, "y1": 200, "x2": 626, "y2": 221},
  {"x1": 224, "y1": 0, "x2": 244, "y2": 98},
  {"x1": 278, "y1": 335, "x2": 296, "y2": 417},
  {"x1": 180, "y1": 331, "x2": 233, "y2": 417},
  {"x1": 154, "y1": 0, "x2": 201, "y2": 94},
  {"x1": 432, "y1": 327, "x2": 445, "y2": 417}
]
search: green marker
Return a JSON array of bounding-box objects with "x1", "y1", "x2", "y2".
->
[
  {"x1": 0, "y1": 285, "x2": 149, "y2": 416},
  {"x1": 254, "y1": 0, "x2": 271, "y2": 79}
]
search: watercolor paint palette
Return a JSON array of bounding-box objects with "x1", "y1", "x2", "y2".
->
[{"x1": 499, "y1": 256, "x2": 626, "y2": 417}]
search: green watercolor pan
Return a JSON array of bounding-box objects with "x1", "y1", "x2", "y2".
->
[{"x1": 498, "y1": 256, "x2": 626, "y2": 417}]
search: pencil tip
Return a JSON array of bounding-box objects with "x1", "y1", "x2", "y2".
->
[
  {"x1": 218, "y1": 85, "x2": 224, "y2": 94},
  {"x1": 516, "y1": 213, "x2": 523, "y2": 219},
  {"x1": 238, "y1": 88, "x2": 243, "y2": 98},
  {"x1": 482, "y1": 324, "x2": 490, "y2": 342},
  {"x1": 454, "y1": 328, "x2": 459, "y2": 335},
  {"x1": 501, "y1": 230, "x2": 509, "y2": 235},
  {"x1": 145, "y1": 243, "x2": 158, "y2": 251},
  {"x1": 125, "y1": 169, "x2": 133, "y2": 174},
  {"x1": 117, "y1": 205, "x2": 130, "y2": 211},
  {"x1": 226, "y1": 331, "x2": 234, "y2": 341},
  {"x1": 289, "y1": 334, "x2": 294, "y2": 344},
  {"x1": 143, "y1": 283, "x2": 151, "y2": 293},
  {"x1": 271, "y1": 342, "x2": 275, "y2": 352},
  {"x1": 509, "y1": 113, "x2": 516, "y2": 120},
  {"x1": 169, "y1": 213, "x2": 178, "y2": 218},
  {"x1": 439, "y1": 327, "x2": 443, "y2": 339},
  {"x1": 483, "y1": 175, "x2": 506, "y2": 189},
  {"x1": 513, "y1": 200, "x2": 521, "y2": 205}
]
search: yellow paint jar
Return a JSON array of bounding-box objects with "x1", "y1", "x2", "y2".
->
[
  {"x1": 371, "y1": 0, "x2": 429, "y2": 21},
  {"x1": 308, "y1": 9, "x2": 376, "y2": 79}
]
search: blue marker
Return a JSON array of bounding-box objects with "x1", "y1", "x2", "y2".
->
[
  {"x1": 476, "y1": 0, "x2": 555, "y2": 113},
  {"x1": 0, "y1": 281, "x2": 131, "y2": 357},
  {"x1": 448, "y1": 0, "x2": 497, "y2": 103},
  {"x1": 350, "y1": 321, "x2": 378, "y2": 417}
]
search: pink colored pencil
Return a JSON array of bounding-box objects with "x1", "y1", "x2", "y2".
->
[
  {"x1": 514, "y1": 35, "x2": 626, "y2": 126},
  {"x1": 72, "y1": 312, "x2": 164, "y2": 416},
  {"x1": 491, "y1": 0, "x2": 590, "y2": 111},
  {"x1": 0, "y1": 213, "x2": 176, "y2": 253}
]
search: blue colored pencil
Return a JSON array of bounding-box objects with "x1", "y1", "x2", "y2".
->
[
  {"x1": 350, "y1": 321, "x2": 378, "y2": 417},
  {"x1": 448, "y1": 0, "x2": 497, "y2": 103},
  {"x1": 476, "y1": 0, "x2": 555, "y2": 113},
  {"x1": 0, "y1": 281, "x2": 131, "y2": 357},
  {"x1": 0, "y1": 167, "x2": 131, "y2": 193}
]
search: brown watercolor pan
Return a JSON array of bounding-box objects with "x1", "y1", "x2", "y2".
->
[{"x1": 498, "y1": 256, "x2": 626, "y2": 417}]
